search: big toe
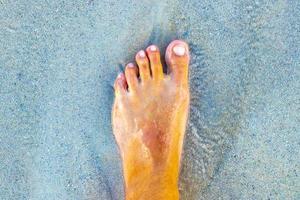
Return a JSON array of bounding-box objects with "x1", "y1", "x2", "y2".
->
[{"x1": 165, "y1": 40, "x2": 190, "y2": 85}]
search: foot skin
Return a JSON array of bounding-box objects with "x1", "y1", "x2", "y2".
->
[{"x1": 112, "y1": 40, "x2": 190, "y2": 200}]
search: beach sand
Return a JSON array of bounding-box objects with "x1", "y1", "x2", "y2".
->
[{"x1": 0, "y1": 0, "x2": 299, "y2": 199}]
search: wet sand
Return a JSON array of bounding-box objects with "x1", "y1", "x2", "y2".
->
[{"x1": 0, "y1": 0, "x2": 299, "y2": 199}]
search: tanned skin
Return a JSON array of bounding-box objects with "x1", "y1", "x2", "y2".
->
[{"x1": 112, "y1": 40, "x2": 190, "y2": 200}]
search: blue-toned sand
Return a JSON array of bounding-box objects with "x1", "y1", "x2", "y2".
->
[{"x1": 0, "y1": 0, "x2": 299, "y2": 199}]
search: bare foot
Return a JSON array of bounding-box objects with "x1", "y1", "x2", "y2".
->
[{"x1": 112, "y1": 40, "x2": 190, "y2": 200}]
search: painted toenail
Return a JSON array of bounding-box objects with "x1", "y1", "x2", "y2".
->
[
  {"x1": 117, "y1": 73, "x2": 123, "y2": 79},
  {"x1": 127, "y1": 63, "x2": 135, "y2": 68},
  {"x1": 173, "y1": 44, "x2": 186, "y2": 56},
  {"x1": 149, "y1": 45, "x2": 157, "y2": 52},
  {"x1": 139, "y1": 50, "x2": 146, "y2": 58}
]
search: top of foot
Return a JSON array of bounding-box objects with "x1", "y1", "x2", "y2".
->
[{"x1": 112, "y1": 40, "x2": 190, "y2": 199}]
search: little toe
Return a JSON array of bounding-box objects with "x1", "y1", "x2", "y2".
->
[
  {"x1": 114, "y1": 72, "x2": 127, "y2": 96},
  {"x1": 125, "y1": 63, "x2": 139, "y2": 93},
  {"x1": 165, "y1": 40, "x2": 190, "y2": 85},
  {"x1": 146, "y1": 45, "x2": 163, "y2": 82},
  {"x1": 136, "y1": 50, "x2": 151, "y2": 82}
]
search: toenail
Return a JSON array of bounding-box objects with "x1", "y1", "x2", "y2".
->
[
  {"x1": 149, "y1": 45, "x2": 157, "y2": 52},
  {"x1": 117, "y1": 73, "x2": 123, "y2": 79},
  {"x1": 127, "y1": 63, "x2": 135, "y2": 68},
  {"x1": 173, "y1": 44, "x2": 186, "y2": 56},
  {"x1": 139, "y1": 50, "x2": 146, "y2": 58}
]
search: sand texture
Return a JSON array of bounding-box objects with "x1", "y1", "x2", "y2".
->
[{"x1": 0, "y1": 0, "x2": 299, "y2": 199}]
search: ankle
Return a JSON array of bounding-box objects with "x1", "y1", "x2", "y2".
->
[{"x1": 125, "y1": 171, "x2": 179, "y2": 200}]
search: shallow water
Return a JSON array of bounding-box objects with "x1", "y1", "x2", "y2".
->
[{"x1": 0, "y1": 0, "x2": 299, "y2": 199}]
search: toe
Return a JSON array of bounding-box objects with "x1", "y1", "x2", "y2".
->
[
  {"x1": 165, "y1": 40, "x2": 190, "y2": 85},
  {"x1": 146, "y1": 45, "x2": 163, "y2": 81},
  {"x1": 136, "y1": 50, "x2": 151, "y2": 82},
  {"x1": 114, "y1": 73, "x2": 127, "y2": 96},
  {"x1": 125, "y1": 63, "x2": 139, "y2": 93}
]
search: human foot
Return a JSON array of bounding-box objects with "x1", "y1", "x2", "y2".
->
[{"x1": 112, "y1": 40, "x2": 190, "y2": 200}]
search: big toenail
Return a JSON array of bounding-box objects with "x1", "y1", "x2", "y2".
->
[
  {"x1": 150, "y1": 45, "x2": 157, "y2": 52},
  {"x1": 139, "y1": 51, "x2": 146, "y2": 58},
  {"x1": 173, "y1": 45, "x2": 186, "y2": 56},
  {"x1": 127, "y1": 63, "x2": 135, "y2": 68}
]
